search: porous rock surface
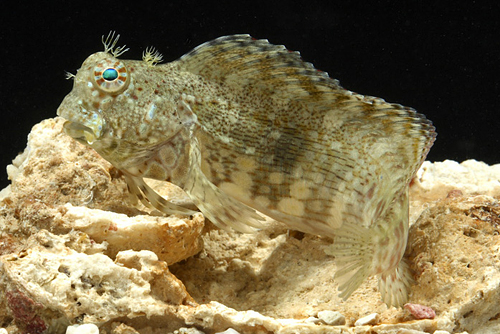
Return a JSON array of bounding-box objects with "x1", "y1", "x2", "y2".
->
[{"x1": 0, "y1": 117, "x2": 499, "y2": 334}]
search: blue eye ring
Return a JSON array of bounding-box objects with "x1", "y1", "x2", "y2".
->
[{"x1": 93, "y1": 59, "x2": 129, "y2": 94}]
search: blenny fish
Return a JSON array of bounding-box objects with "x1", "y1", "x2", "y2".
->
[{"x1": 57, "y1": 32, "x2": 436, "y2": 307}]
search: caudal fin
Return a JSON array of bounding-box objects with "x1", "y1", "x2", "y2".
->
[
  {"x1": 328, "y1": 220, "x2": 412, "y2": 307},
  {"x1": 378, "y1": 258, "x2": 413, "y2": 307}
]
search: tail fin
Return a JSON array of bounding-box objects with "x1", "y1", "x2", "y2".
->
[
  {"x1": 328, "y1": 221, "x2": 412, "y2": 307},
  {"x1": 378, "y1": 259, "x2": 413, "y2": 307}
]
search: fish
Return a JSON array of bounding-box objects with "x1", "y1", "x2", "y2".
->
[{"x1": 57, "y1": 32, "x2": 436, "y2": 307}]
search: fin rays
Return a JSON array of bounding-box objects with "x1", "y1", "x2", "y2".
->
[
  {"x1": 328, "y1": 222, "x2": 374, "y2": 301},
  {"x1": 379, "y1": 259, "x2": 414, "y2": 307},
  {"x1": 124, "y1": 174, "x2": 196, "y2": 216}
]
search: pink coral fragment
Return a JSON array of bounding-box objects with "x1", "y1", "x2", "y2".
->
[{"x1": 404, "y1": 303, "x2": 436, "y2": 319}]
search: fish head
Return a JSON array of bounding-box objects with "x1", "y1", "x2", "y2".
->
[
  {"x1": 57, "y1": 52, "x2": 123, "y2": 145},
  {"x1": 57, "y1": 51, "x2": 188, "y2": 168}
]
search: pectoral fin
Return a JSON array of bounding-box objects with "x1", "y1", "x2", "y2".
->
[{"x1": 124, "y1": 173, "x2": 197, "y2": 216}]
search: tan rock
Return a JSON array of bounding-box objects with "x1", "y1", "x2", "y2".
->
[
  {"x1": 317, "y1": 310, "x2": 345, "y2": 325},
  {"x1": 354, "y1": 313, "x2": 379, "y2": 326},
  {"x1": 66, "y1": 324, "x2": 99, "y2": 334},
  {"x1": 0, "y1": 118, "x2": 203, "y2": 332},
  {"x1": 0, "y1": 118, "x2": 204, "y2": 265},
  {"x1": 407, "y1": 194, "x2": 500, "y2": 333},
  {"x1": 1, "y1": 230, "x2": 194, "y2": 321},
  {"x1": 60, "y1": 204, "x2": 204, "y2": 265},
  {"x1": 1, "y1": 117, "x2": 500, "y2": 333}
]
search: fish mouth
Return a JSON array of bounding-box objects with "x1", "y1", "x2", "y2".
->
[
  {"x1": 57, "y1": 92, "x2": 106, "y2": 145},
  {"x1": 62, "y1": 121, "x2": 98, "y2": 145}
]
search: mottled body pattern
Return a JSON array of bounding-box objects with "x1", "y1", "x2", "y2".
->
[{"x1": 58, "y1": 33, "x2": 436, "y2": 307}]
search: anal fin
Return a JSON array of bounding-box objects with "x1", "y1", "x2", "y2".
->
[{"x1": 326, "y1": 222, "x2": 374, "y2": 301}]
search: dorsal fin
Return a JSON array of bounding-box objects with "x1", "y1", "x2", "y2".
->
[
  {"x1": 178, "y1": 34, "x2": 343, "y2": 101},
  {"x1": 179, "y1": 34, "x2": 435, "y2": 185}
]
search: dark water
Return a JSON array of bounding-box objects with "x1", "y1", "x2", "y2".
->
[{"x1": 1, "y1": 1, "x2": 499, "y2": 190}]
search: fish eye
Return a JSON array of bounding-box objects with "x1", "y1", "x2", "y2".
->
[
  {"x1": 102, "y1": 68, "x2": 118, "y2": 81},
  {"x1": 93, "y1": 59, "x2": 129, "y2": 94}
]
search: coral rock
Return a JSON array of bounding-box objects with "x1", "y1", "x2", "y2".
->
[{"x1": 2, "y1": 118, "x2": 500, "y2": 333}]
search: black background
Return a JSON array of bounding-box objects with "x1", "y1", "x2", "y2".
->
[{"x1": 1, "y1": 1, "x2": 499, "y2": 190}]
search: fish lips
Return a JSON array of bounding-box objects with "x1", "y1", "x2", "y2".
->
[
  {"x1": 58, "y1": 102, "x2": 105, "y2": 145},
  {"x1": 62, "y1": 120, "x2": 98, "y2": 145}
]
